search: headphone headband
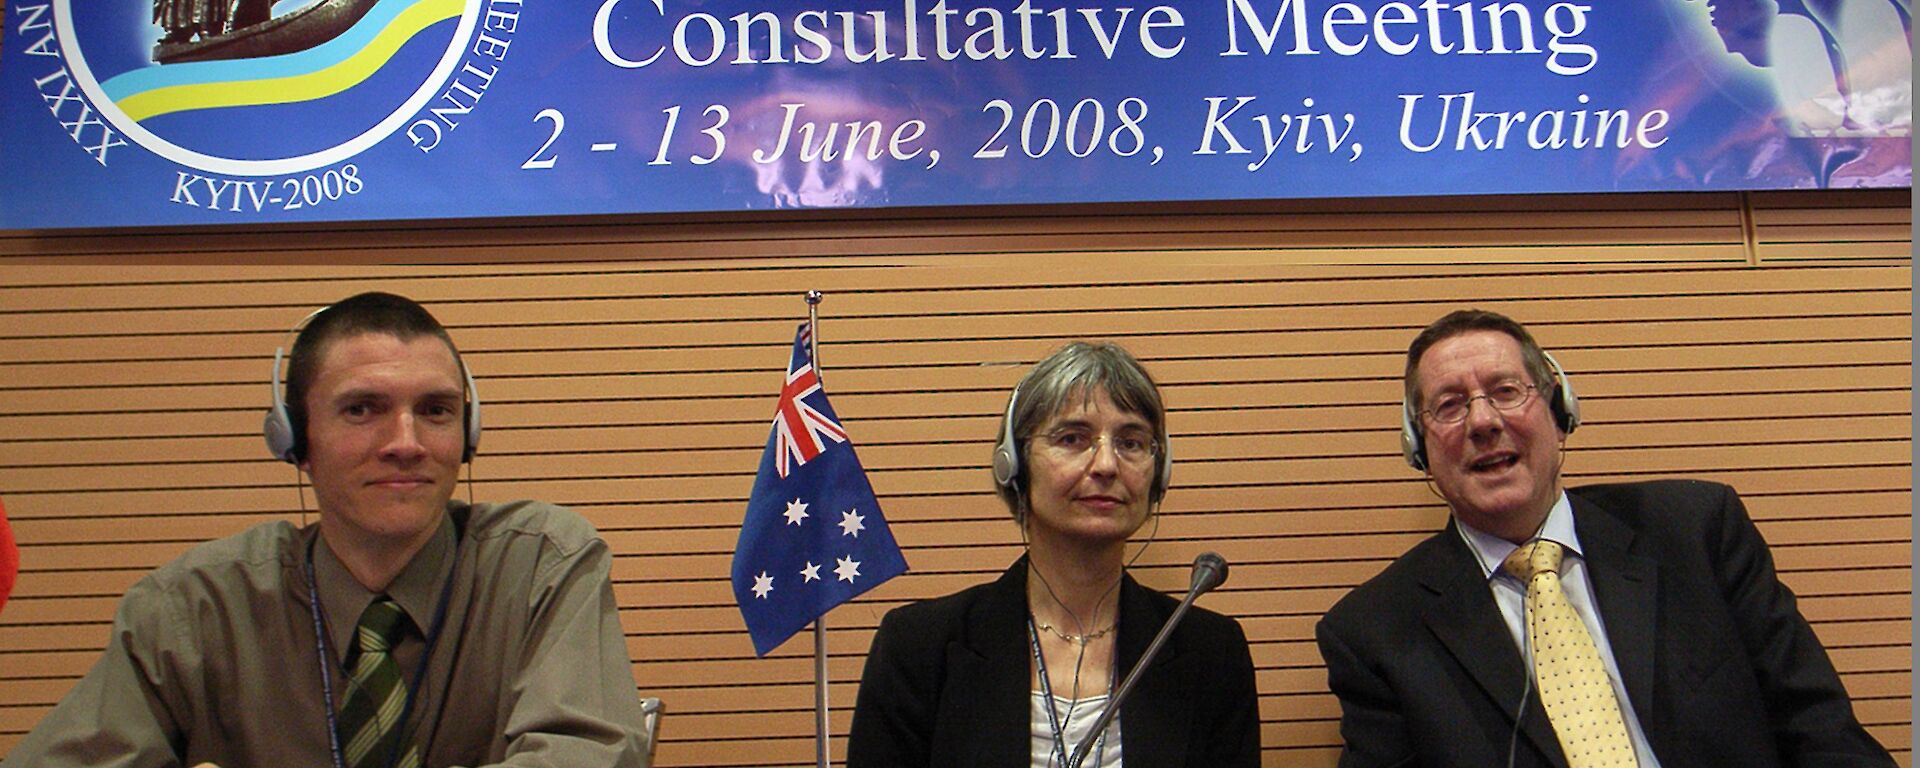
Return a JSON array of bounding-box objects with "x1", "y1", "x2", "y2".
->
[
  {"x1": 264, "y1": 308, "x2": 481, "y2": 464},
  {"x1": 1400, "y1": 350, "x2": 1579, "y2": 471},
  {"x1": 992, "y1": 385, "x2": 1174, "y2": 509}
]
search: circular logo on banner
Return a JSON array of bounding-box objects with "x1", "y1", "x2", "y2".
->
[{"x1": 52, "y1": 0, "x2": 480, "y2": 177}]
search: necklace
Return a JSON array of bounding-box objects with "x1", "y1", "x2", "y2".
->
[
  {"x1": 1034, "y1": 619, "x2": 1115, "y2": 645},
  {"x1": 1027, "y1": 561, "x2": 1120, "y2": 647},
  {"x1": 1029, "y1": 617, "x2": 1117, "y2": 768}
]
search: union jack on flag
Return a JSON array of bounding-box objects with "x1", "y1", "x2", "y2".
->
[
  {"x1": 732, "y1": 323, "x2": 908, "y2": 656},
  {"x1": 771, "y1": 329, "x2": 848, "y2": 478}
]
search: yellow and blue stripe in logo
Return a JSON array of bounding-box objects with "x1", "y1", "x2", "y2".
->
[{"x1": 102, "y1": 0, "x2": 461, "y2": 122}]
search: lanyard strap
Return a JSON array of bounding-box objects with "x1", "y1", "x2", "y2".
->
[
  {"x1": 1027, "y1": 617, "x2": 1115, "y2": 768},
  {"x1": 307, "y1": 534, "x2": 461, "y2": 768}
]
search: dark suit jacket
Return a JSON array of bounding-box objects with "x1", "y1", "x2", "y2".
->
[
  {"x1": 846, "y1": 556, "x2": 1261, "y2": 768},
  {"x1": 1315, "y1": 480, "x2": 1891, "y2": 768}
]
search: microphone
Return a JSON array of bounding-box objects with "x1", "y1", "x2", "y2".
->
[
  {"x1": 1066, "y1": 552, "x2": 1230, "y2": 768},
  {"x1": 1190, "y1": 551, "x2": 1228, "y2": 595}
]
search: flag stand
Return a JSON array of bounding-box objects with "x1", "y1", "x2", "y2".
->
[
  {"x1": 804, "y1": 289, "x2": 829, "y2": 768},
  {"x1": 736, "y1": 288, "x2": 904, "y2": 763}
]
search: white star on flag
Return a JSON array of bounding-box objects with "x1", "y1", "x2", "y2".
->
[
  {"x1": 838, "y1": 509, "x2": 866, "y2": 538},
  {"x1": 835, "y1": 555, "x2": 862, "y2": 583},
  {"x1": 783, "y1": 498, "x2": 810, "y2": 526},
  {"x1": 752, "y1": 572, "x2": 774, "y2": 599},
  {"x1": 800, "y1": 562, "x2": 821, "y2": 582}
]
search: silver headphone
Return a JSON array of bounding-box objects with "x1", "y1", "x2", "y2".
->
[
  {"x1": 1400, "y1": 351, "x2": 1579, "y2": 471},
  {"x1": 992, "y1": 386, "x2": 1174, "y2": 504},
  {"x1": 262, "y1": 310, "x2": 482, "y2": 465}
]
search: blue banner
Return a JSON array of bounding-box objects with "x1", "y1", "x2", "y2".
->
[{"x1": 1, "y1": 0, "x2": 1910, "y2": 229}]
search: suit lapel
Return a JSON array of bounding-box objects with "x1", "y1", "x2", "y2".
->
[
  {"x1": 945, "y1": 561, "x2": 1038, "y2": 768},
  {"x1": 1418, "y1": 523, "x2": 1568, "y2": 768},
  {"x1": 1571, "y1": 493, "x2": 1660, "y2": 728}
]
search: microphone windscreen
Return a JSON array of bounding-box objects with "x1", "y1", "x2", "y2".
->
[{"x1": 1190, "y1": 552, "x2": 1229, "y2": 594}]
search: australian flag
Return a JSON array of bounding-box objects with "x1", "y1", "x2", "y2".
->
[{"x1": 733, "y1": 323, "x2": 908, "y2": 656}]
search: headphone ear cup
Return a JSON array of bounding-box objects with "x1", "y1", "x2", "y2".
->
[
  {"x1": 264, "y1": 346, "x2": 300, "y2": 464},
  {"x1": 1400, "y1": 398, "x2": 1427, "y2": 471},
  {"x1": 991, "y1": 386, "x2": 1021, "y2": 490},
  {"x1": 992, "y1": 442, "x2": 1020, "y2": 489},
  {"x1": 461, "y1": 363, "x2": 482, "y2": 463},
  {"x1": 264, "y1": 406, "x2": 297, "y2": 464},
  {"x1": 1542, "y1": 351, "x2": 1581, "y2": 435}
]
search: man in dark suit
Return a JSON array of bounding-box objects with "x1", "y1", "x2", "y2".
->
[{"x1": 1315, "y1": 309, "x2": 1892, "y2": 768}]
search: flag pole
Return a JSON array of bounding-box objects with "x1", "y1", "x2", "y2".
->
[{"x1": 804, "y1": 289, "x2": 829, "y2": 768}]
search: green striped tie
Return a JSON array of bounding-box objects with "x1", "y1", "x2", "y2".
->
[{"x1": 338, "y1": 597, "x2": 420, "y2": 768}]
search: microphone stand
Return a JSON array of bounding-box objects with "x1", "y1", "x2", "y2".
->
[{"x1": 1065, "y1": 554, "x2": 1227, "y2": 768}]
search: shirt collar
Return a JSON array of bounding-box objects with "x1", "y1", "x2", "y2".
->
[
  {"x1": 313, "y1": 513, "x2": 456, "y2": 656},
  {"x1": 1457, "y1": 491, "x2": 1582, "y2": 582}
]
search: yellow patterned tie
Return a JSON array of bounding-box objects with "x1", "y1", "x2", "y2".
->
[{"x1": 1502, "y1": 541, "x2": 1639, "y2": 768}]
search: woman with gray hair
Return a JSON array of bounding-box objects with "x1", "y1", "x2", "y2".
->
[{"x1": 846, "y1": 342, "x2": 1260, "y2": 768}]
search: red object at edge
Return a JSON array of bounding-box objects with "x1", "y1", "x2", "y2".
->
[{"x1": 0, "y1": 496, "x2": 15, "y2": 615}]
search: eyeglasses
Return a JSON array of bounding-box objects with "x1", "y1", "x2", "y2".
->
[
  {"x1": 1421, "y1": 381, "x2": 1538, "y2": 425},
  {"x1": 1031, "y1": 426, "x2": 1159, "y2": 467}
]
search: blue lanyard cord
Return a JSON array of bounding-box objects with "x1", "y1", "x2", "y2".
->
[
  {"x1": 1027, "y1": 617, "x2": 1116, "y2": 768},
  {"x1": 306, "y1": 534, "x2": 462, "y2": 768}
]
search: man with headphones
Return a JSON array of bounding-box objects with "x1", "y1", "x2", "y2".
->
[
  {"x1": 1314, "y1": 309, "x2": 1890, "y2": 768},
  {"x1": 10, "y1": 292, "x2": 655, "y2": 768}
]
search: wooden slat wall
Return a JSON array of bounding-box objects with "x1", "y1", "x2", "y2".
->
[{"x1": 0, "y1": 189, "x2": 1910, "y2": 766}]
